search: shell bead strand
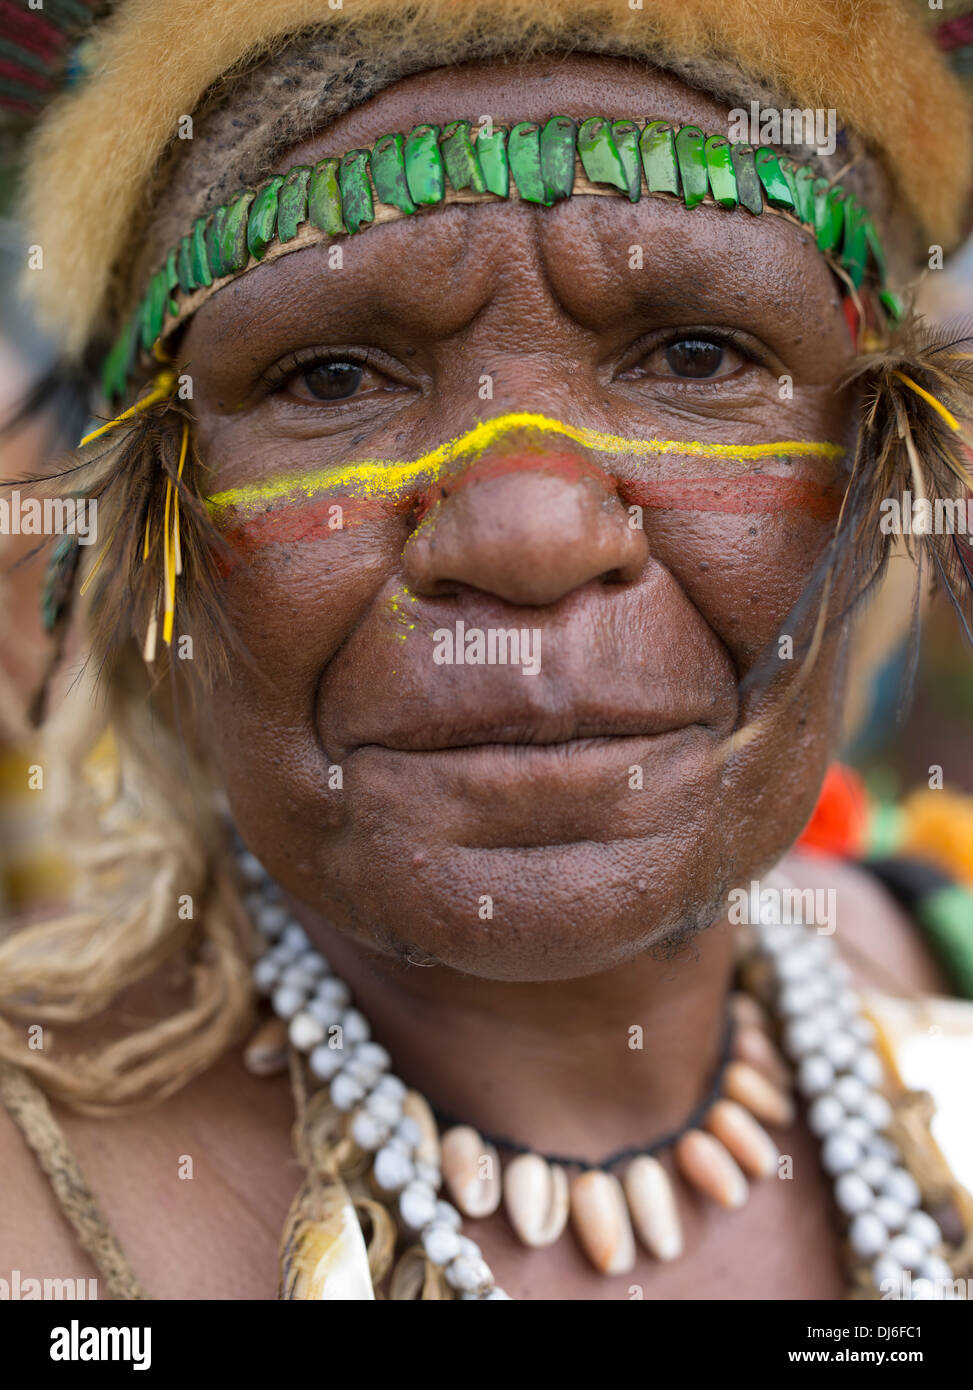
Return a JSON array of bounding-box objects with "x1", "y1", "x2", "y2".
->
[{"x1": 240, "y1": 844, "x2": 955, "y2": 1299}]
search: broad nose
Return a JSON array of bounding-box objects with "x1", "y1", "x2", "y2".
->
[{"x1": 403, "y1": 447, "x2": 649, "y2": 606}]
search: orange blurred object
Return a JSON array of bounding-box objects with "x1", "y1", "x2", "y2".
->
[{"x1": 796, "y1": 763, "x2": 870, "y2": 858}]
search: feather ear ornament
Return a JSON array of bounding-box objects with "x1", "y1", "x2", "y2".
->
[
  {"x1": 834, "y1": 312, "x2": 973, "y2": 640},
  {"x1": 727, "y1": 313, "x2": 973, "y2": 756},
  {"x1": 10, "y1": 365, "x2": 234, "y2": 721}
]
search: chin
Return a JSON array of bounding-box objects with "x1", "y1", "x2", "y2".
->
[{"x1": 303, "y1": 828, "x2": 736, "y2": 982}]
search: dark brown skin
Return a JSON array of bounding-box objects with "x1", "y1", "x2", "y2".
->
[{"x1": 0, "y1": 56, "x2": 950, "y2": 1299}]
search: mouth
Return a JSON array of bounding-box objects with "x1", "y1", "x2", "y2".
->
[{"x1": 350, "y1": 714, "x2": 707, "y2": 755}]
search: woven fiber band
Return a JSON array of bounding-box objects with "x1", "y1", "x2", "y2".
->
[{"x1": 101, "y1": 115, "x2": 902, "y2": 403}]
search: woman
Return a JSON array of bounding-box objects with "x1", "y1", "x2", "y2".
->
[{"x1": 0, "y1": 0, "x2": 971, "y2": 1301}]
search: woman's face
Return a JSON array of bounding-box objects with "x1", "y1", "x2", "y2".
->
[{"x1": 183, "y1": 55, "x2": 858, "y2": 980}]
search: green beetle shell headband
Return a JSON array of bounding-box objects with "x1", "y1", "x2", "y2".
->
[{"x1": 102, "y1": 114, "x2": 902, "y2": 404}]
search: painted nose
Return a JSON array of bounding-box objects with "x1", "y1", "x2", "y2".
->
[{"x1": 403, "y1": 448, "x2": 649, "y2": 606}]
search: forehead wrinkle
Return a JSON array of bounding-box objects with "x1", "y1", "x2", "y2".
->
[{"x1": 535, "y1": 191, "x2": 841, "y2": 342}]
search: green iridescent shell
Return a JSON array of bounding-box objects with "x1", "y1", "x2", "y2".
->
[{"x1": 508, "y1": 122, "x2": 549, "y2": 205}]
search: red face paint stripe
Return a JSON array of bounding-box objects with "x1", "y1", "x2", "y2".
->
[{"x1": 215, "y1": 472, "x2": 844, "y2": 561}]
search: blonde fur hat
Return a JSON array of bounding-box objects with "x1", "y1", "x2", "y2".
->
[{"x1": 17, "y1": 0, "x2": 973, "y2": 362}]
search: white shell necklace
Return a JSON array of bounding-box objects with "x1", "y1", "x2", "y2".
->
[{"x1": 238, "y1": 847, "x2": 958, "y2": 1300}]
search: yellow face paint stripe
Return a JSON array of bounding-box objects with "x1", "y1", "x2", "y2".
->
[{"x1": 207, "y1": 411, "x2": 845, "y2": 515}]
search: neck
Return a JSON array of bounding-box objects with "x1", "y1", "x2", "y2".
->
[{"x1": 294, "y1": 907, "x2": 739, "y2": 1162}]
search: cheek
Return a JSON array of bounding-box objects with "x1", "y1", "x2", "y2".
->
[
  {"x1": 192, "y1": 512, "x2": 402, "y2": 860},
  {"x1": 625, "y1": 464, "x2": 844, "y2": 667}
]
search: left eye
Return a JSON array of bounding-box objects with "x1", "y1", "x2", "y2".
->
[{"x1": 664, "y1": 339, "x2": 727, "y2": 379}]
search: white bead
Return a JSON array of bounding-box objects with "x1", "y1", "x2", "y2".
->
[
  {"x1": 281, "y1": 922, "x2": 309, "y2": 952},
  {"x1": 252, "y1": 957, "x2": 279, "y2": 994},
  {"x1": 314, "y1": 978, "x2": 351, "y2": 1010},
  {"x1": 279, "y1": 963, "x2": 321, "y2": 992},
  {"x1": 829, "y1": 959, "x2": 853, "y2": 985},
  {"x1": 887, "y1": 1233, "x2": 925, "y2": 1269},
  {"x1": 288, "y1": 1011, "x2": 325, "y2": 1052},
  {"x1": 859, "y1": 1091, "x2": 893, "y2": 1131},
  {"x1": 833, "y1": 987, "x2": 861, "y2": 1018},
  {"x1": 873, "y1": 1196, "x2": 908, "y2": 1233},
  {"x1": 783, "y1": 1017, "x2": 822, "y2": 1057},
  {"x1": 849, "y1": 1212, "x2": 888, "y2": 1259},
  {"x1": 821, "y1": 1132, "x2": 862, "y2": 1176},
  {"x1": 372, "y1": 1074, "x2": 407, "y2": 1103},
  {"x1": 422, "y1": 1223, "x2": 462, "y2": 1264},
  {"x1": 916, "y1": 1254, "x2": 954, "y2": 1285},
  {"x1": 330, "y1": 1072, "x2": 365, "y2": 1111},
  {"x1": 760, "y1": 923, "x2": 796, "y2": 953},
  {"x1": 820, "y1": 1032, "x2": 858, "y2": 1070},
  {"x1": 833, "y1": 1172, "x2": 873, "y2": 1215},
  {"x1": 457, "y1": 1235, "x2": 482, "y2": 1260},
  {"x1": 777, "y1": 949, "x2": 816, "y2": 981},
  {"x1": 399, "y1": 1182, "x2": 438, "y2": 1230},
  {"x1": 858, "y1": 1154, "x2": 892, "y2": 1189},
  {"x1": 255, "y1": 902, "x2": 288, "y2": 938},
  {"x1": 802, "y1": 934, "x2": 832, "y2": 962},
  {"x1": 354, "y1": 1042, "x2": 391, "y2": 1073},
  {"x1": 295, "y1": 949, "x2": 328, "y2": 977},
  {"x1": 434, "y1": 1199, "x2": 462, "y2": 1230},
  {"x1": 373, "y1": 1145, "x2": 415, "y2": 1192},
  {"x1": 797, "y1": 1054, "x2": 834, "y2": 1097},
  {"x1": 806, "y1": 975, "x2": 833, "y2": 1004},
  {"x1": 807, "y1": 1094, "x2": 845, "y2": 1137},
  {"x1": 483, "y1": 1288, "x2": 512, "y2": 1300},
  {"x1": 237, "y1": 851, "x2": 265, "y2": 885},
  {"x1": 882, "y1": 1167, "x2": 921, "y2": 1210},
  {"x1": 814, "y1": 1006, "x2": 843, "y2": 1035},
  {"x1": 271, "y1": 984, "x2": 306, "y2": 1020},
  {"x1": 777, "y1": 983, "x2": 817, "y2": 1017},
  {"x1": 340, "y1": 1008, "x2": 370, "y2": 1044},
  {"x1": 305, "y1": 996, "x2": 341, "y2": 1027},
  {"x1": 865, "y1": 1134, "x2": 898, "y2": 1162},
  {"x1": 351, "y1": 1109, "x2": 391, "y2": 1152},
  {"x1": 445, "y1": 1255, "x2": 493, "y2": 1293},
  {"x1": 365, "y1": 1090, "x2": 403, "y2": 1127},
  {"x1": 308, "y1": 1044, "x2": 344, "y2": 1080},
  {"x1": 871, "y1": 1254, "x2": 904, "y2": 1294},
  {"x1": 904, "y1": 1210, "x2": 942, "y2": 1250},
  {"x1": 832, "y1": 1075, "x2": 868, "y2": 1112},
  {"x1": 415, "y1": 1161, "x2": 441, "y2": 1189},
  {"x1": 852, "y1": 1049, "x2": 882, "y2": 1087},
  {"x1": 396, "y1": 1116, "x2": 423, "y2": 1149},
  {"x1": 268, "y1": 938, "x2": 301, "y2": 965},
  {"x1": 343, "y1": 1057, "x2": 380, "y2": 1087},
  {"x1": 849, "y1": 1016, "x2": 876, "y2": 1044},
  {"x1": 839, "y1": 1117, "x2": 872, "y2": 1145}
]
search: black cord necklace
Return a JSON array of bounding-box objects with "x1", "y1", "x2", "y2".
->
[{"x1": 428, "y1": 1005, "x2": 737, "y2": 1172}]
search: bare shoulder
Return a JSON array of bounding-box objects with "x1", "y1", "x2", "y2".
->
[
  {"x1": 0, "y1": 1049, "x2": 298, "y2": 1299},
  {"x1": 780, "y1": 849, "x2": 952, "y2": 997},
  {"x1": 0, "y1": 1088, "x2": 101, "y2": 1288}
]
